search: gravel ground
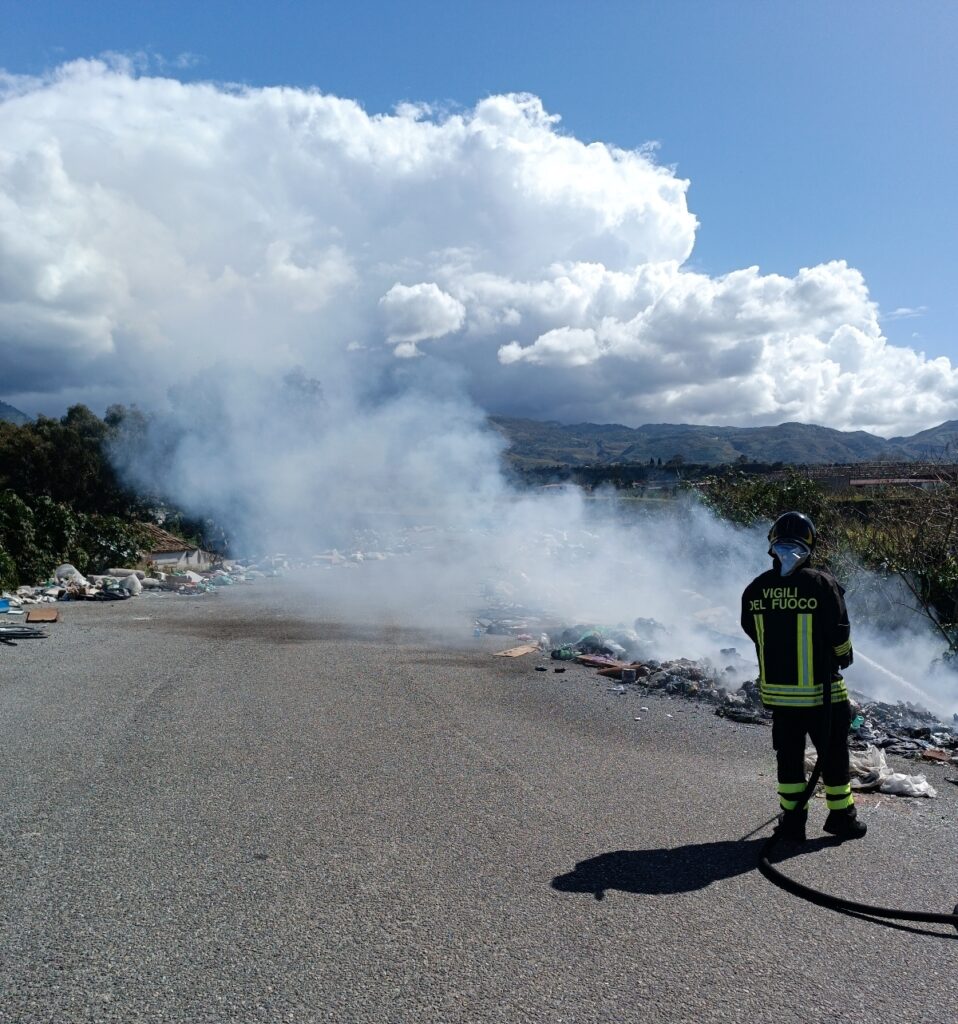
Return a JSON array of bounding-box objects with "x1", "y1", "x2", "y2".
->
[{"x1": 1, "y1": 571, "x2": 956, "y2": 1024}]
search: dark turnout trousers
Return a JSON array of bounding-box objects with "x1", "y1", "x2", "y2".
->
[{"x1": 772, "y1": 701, "x2": 854, "y2": 812}]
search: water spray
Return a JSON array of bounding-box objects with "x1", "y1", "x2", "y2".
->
[{"x1": 854, "y1": 649, "x2": 955, "y2": 721}]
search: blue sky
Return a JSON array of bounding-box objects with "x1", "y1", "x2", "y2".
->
[{"x1": 1, "y1": 1, "x2": 955, "y2": 432}]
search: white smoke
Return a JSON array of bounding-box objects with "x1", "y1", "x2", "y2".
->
[{"x1": 3, "y1": 59, "x2": 957, "y2": 715}]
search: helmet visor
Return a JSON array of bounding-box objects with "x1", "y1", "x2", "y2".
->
[{"x1": 771, "y1": 539, "x2": 810, "y2": 577}]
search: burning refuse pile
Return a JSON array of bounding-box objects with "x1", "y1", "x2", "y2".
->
[
  {"x1": 847, "y1": 701, "x2": 958, "y2": 761},
  {"x1": 545, "y1": 622, "x2": 773, "y2": 726},
  {"x1": 476, "y1": 604, "x2": 958, "y2": 773}
]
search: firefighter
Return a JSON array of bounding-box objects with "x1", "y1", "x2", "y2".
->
[{"x1": 741, "y1": 511, "x2": 866, "y2": 842}]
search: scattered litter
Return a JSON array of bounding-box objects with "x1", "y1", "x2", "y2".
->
[
  {"x1": 535, "y1": 665, "x2": 547, "y2": 672},
  {"x1": 716, "y1": 703, "x2": 768, "y2": 725},
  {"x1": 554, "y1": 667, "x2": 566, "y2": 673},
  {"x1": 0, "y1": 626, "x2": 47, "y2": 645},
  {"x1": 6, "y1": 558, "x2": 274, "y2": 606}
]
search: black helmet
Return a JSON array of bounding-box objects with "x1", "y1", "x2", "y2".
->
[{"x1": 768, "y1": 511, "x2": 816, "y2": 551}]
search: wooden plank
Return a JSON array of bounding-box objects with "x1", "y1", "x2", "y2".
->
[{"x1": 493, "y1": 643, "x2": 539, "y2": 658}]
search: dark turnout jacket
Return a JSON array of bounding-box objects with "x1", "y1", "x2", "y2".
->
[{"x1": 740, "y1": 564, "x2": 853, "y2": 708}]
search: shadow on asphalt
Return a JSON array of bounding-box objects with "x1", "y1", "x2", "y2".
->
[{"x1": 551, "y1": 837, "x2": 834, "y2": 901}]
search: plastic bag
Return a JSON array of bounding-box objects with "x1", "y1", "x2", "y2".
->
[
  {"x1": 806, "y1": 743, "x2": 937, "y2": 797},
  {"x1": 120, "y1": 574, "x2": 143, "y2": 595},
  {"x1": 879, "y1": 773, "x2": 937, "y2": 798}
]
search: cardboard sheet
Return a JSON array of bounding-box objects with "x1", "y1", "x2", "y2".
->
[
  {"x1": 26, "y1": 607, "x2": 59, "y2": 623},
  {"x1": 493, "y1": 643, "x2": 539, "y2": 657}
]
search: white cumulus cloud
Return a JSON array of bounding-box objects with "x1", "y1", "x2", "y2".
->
[
  {"x1": 380, "y1": 282, "x2": 466, "y2": 356},
  {"x1": 0, "y1": 59, "x2": 955, "y2": 435}
]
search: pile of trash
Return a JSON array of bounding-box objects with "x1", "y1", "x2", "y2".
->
[
  {"x1": 846, "y1": 699, "x2": 958, "y2": 759},
  {"x1": 531, "y1": 619, "x2": 958, "y2": 754},
  {"x1": 587, "y1": 649, "x2": 957, "y2": 761},
  {"x1": 578, "y1": 648, "x2": 772, "y2": 726},
  {"x1": 475, "y1": 610, "x2": 958, "y2": 781},
  {"x1": 1, "y1": 560, "x2": 274, "y2": 609}
]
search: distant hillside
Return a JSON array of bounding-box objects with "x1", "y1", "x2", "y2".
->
[
  {"x1": 0, "y1": 401, "x2": 29, "y2": 425},
  {"x1": 890, "y1": 420, "x2": 958, "y2": 460},
  {"x1": 491, "y1": 416, "x2": 919, "y2": 467}
]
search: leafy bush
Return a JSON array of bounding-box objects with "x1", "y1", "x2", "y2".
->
[
  {"x1": 700, "y1": 469, "x2": 958, "y2": 648},
  {"x1": 699, "y1": 469, "x2": 843, "y2": 562},
  {"x1": 0, "y1": 489, "x2": 153, "y2": 589}
]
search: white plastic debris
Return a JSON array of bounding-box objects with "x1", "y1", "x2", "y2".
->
[
  {"x1": 879, "y1": 773, "x2": 937, "y2": 798},
  {"x1": 54, "y1": 563, "x2": 87, "y2": 585},
  {"x1": 806, "y1": 743, "x2": 938, "y2": 798},
  {"x1": 849, "y1": 745, "x2": 888, "y2": 776},
  {"x1": 120, "y1": 574, "x2": 143, "y2": 595}
]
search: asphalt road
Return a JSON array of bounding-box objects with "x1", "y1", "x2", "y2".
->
[{"x1": 1, "y1": 574, "x2": 956, "y2": 1023}]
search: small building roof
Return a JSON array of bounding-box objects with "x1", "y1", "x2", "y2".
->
[{"x1": 138, "y1": 522, "x2": 203, "y2": 553}]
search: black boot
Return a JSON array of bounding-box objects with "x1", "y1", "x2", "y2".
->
[
  {"x1": 774, "y1": 808, "x2": 807, "y2": 842},
  {"x1": 823, "y1": 805, "x2": 867, "y2": 840}
]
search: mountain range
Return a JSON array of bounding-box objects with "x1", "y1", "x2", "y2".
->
[
  {"x1": 491, "y1": 416, "x2": 958, "y2": 467},
  {"x1": 0, "y1": 401, "x2": 29, "y2": 425},
  {"x1": 4, "y1": 398, "x2": 958, "y2": 466}
]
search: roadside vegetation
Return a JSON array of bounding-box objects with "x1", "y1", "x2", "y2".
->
[
  {"x1": 0, "y1": 406, "x2": 222, "y2": 589},
  {"x1": 698, "y1": 468, "x2": 958, "y2": 653}
]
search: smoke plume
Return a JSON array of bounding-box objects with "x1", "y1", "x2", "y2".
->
[{"x1": 3, "y1": 60, "x2": 957, "y2": 714}]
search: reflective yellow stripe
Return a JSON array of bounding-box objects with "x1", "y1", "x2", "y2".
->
[
  {"x1": 826, "y1": 793, "x2": 854, "y2": 810},
  {"x1": 833, "y1": 640, "x2": 851, "y2": 656},
  {"x1": 759, "y1": 680, "x2": 849, "y2": 707},
  {"x1": 824, "y1": 783, "x2": 851, "y2": 795},
  {"x1": 754, "y1": 614, "x2": 766, "y2": 686},
  {"x1": 797, "y1": 613, "x2": 813, "y2": 687},
  {"x1": 778, "y1": 782, "x2": 807, "y2": 794}
]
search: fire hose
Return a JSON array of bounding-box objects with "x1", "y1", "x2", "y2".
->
[{"x1": 756, "y1": 672, "x2": 958, "y2": 933}]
